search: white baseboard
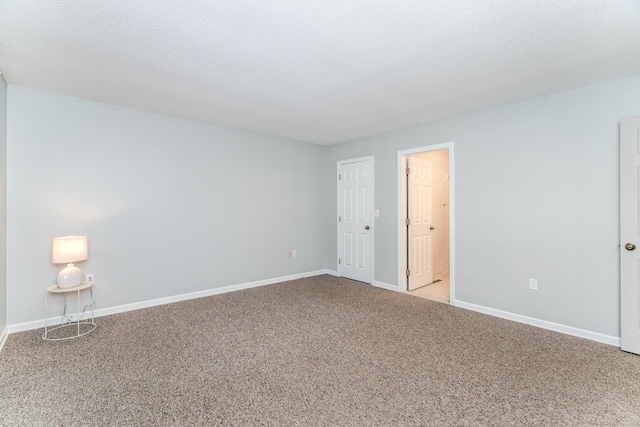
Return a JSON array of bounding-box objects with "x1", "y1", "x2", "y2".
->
[
  {"x1": 5, "y1": 272, "x2": 620, "y2": 349},
  {"x1": 7, "y1": 269, "x2": 332, "y2": 334},
  {"x1": 372, "y1": 281, "x2": 398, "y2": 291},
  {"x1": 372, "y1": 281, "x2": 619, "y2": 347},
  {"x1": 0, "y1": 326, "x2": 8, "y2": 352},
  {"x1": 452, "y1": 299, "x2": 620, "y2": 347}
]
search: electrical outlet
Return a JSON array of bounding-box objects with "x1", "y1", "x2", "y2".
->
[
  {"x1": 292, "y1": 250, "x2": 297, "y2": 258},
  {"x1": 529, "y1": 278, "x2": 538, "y2": 290},
  {"x1": 288, "y1": 250, "x2": 297, "y2": 258},
  {"x1": 86, "y1": 273, "x2": 94, "y2": 283}
]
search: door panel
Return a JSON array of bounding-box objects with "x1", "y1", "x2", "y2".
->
[
  {"x1": 338, "y1": 159, "x2": 373, "y2": 283},
  {"x1": 621, "y1": 115, "x2": 640, "y2": 354},
  {"x1": 408, "y1": 156, "x2": 433, "y2": 291}
]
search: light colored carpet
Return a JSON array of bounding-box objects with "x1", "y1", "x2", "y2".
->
[{"x1": 1, "y1": 275, "x2": 639, "y2": 426}]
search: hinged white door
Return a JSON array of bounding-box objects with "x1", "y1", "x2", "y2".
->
[
  {"x1": 338, "y1": 159, "x2": 373, "y2": 283},
  {"x1": 620, "y1": 115, "x2": 640, "y2": 354},
  {"x1": 407, "y1": 156, "x2": 433, "y2": 291}
]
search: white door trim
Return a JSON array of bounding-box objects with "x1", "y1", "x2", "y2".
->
[
  {"x1": 397, "y1": 143, "x2": 455, "y2": 299},
  {"x1": 337, "y1": 156, "x2": 375, "y2": 284}
]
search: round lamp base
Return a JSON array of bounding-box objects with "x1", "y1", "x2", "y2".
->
[{"x1": 56, "y1": 264, "x2": 84, "y2": 288}]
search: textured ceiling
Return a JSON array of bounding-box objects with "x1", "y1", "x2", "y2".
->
[{"x1": 1, "y1": 1, "x2": 639, "y2": 145}]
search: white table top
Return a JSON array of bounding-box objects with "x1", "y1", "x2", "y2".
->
[{"x1": 47, "y1": 281, "x2": 94, "y2": 293}]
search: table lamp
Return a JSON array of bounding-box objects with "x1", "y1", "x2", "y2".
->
[{"x1": 52, "y1": 236, "x2": 88, "y2": 288}]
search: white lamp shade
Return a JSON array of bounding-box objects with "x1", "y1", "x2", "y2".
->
[{"x1": 52, "y1": 236, "x2": 88, "y2": 264}]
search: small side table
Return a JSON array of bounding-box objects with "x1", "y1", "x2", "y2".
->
[{"x1": 43, "y1": 281, "x2": 96, "y2": 341}]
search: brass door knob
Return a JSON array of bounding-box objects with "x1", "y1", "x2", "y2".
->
[{"x1": 625, "y1": 243, "x2": 636, "y2": 251}]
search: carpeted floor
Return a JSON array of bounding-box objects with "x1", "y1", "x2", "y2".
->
[{"x1": 1, "y1": 275, "x2": 639, "y2": 426}]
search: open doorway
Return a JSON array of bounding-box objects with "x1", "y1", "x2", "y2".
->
[{"x1": 398, "y1": 144, "x2": 453, "y2": 303}]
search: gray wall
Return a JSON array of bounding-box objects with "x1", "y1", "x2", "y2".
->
[
  {"x1": 6, "y1": 74, "x2": 640, "y2": 339},
  {"x1": 6, "y1": 86, "x2": 327, "y2": 325},
  {"x1": 326, "y1": 74, "x2": 640, "y2": 337},
  {"x1": 0, "y1": 74, "x2": 6, "y2": 335}
]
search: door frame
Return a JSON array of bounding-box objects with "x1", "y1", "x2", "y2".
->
[
  {"x1": 397, "y1": 143, "x2": 455, "y2": 299},
  {"x1": 337, "y1": 156, "x2": 375, "y2": 284}
]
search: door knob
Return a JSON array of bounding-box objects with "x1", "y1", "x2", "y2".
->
[
  {"x1": 625, "y1": 243, "x2": 636, "y2": 251},
  {"x1": 365, "y1": 226, "x2": 370, "y2": 230},
  {"x1": 430, "y1": 226, "x2": 435, "y2": 231}
]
